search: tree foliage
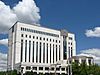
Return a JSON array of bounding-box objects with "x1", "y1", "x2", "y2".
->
[
  {"x1": 0, "y1": 71, "x2": 6, "y2": 75},
  {"x1": 7, "y1": 69, "x2": 17, "y2": 75},
  {"x1": 72, "y1": 62, "x2": 100, "y2": 75},
  {"x1": 25, "y1": 71, "x2": 34, "y2": 75}
]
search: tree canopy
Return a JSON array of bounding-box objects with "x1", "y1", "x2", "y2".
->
[{"x1": 72, "y1": 62, "x2": 100, "y2": 75}]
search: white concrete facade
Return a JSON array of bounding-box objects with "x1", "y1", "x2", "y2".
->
[
  {"x1": 8, "y1": 22, "x2": 76, "y2": 74},
  {"x1": 70, "y1": 56, "x2": 94, "y2": 66}
]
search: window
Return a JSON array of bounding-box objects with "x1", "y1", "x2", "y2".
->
[
  {"x1": 33, "y1": 67, "x2": 37, "y2": 70},
  {"x1": 56, "y1": 45, "x2": 57, "y2": 62},
  {"x1": 39, "y1": 67, "x2": 43, "y2": 70},
  {"x1": 36, "y1": 42, "x2": 38, "y2": 62},
  {"x1": 21, "y1": 34, "x2": 23, "y2": 37},
  {"x1": 50, "y1": 39, "x2": 51, "y2": 42},
  {"x1": 47, "y1": 43, "x2": 48, "y2": 63},
  {"x1": 39, "y1": 42, "x2": 41, "y2": 63},
  {"x1": 26, "y1": 66, "x2": 31, "y2": 70},
  {"x1": 25, "y1": 28, "x2": 26, "y2": 31},
  {"x1": 59, "y1": 40, "x2": 60, "y2": 43},
  {"x1": 56, "y1": 40, "x2": 57, "y2": 43},
  {"x1": 69, "y1": 47, "x2": 70, "y2": 50},
  {"x1": 71, "y1": 50, "x2": 73, "y2": 57},
  {"x1": 47, "y1": 38, "x2": 48, "y2": 41},
  {"x1": 69, "y1": 60, "x2": 72, "y2": 64},
  {"x1": 45, "y1": 67, "x2": 49, "y2": 70},
  {"x1": 32, "y1": 41, "x2": 34, "y2": 62},
  {"x1": 29, "y1": 41, "x2": 31, "y2": 62},
  {"x1": 88, "y1": 60, "x2": 91, "y2": 65},
  {"x1": 33, "y1": 36, "x2": 35, "y2": 39},
  {"x1": 40, "y1": 37, "x2": 42, "y2": 40},
  {"x1": 61, "y1": 68, "x2": 65, "y2": 71},
  {"x1": 23, "y1": 28, "x2": 24, "y2": 31},
  {"x1": 71, "y1": 43, "x2": 72, "y2": 45},
  {"x1": 75, "y1": 60, "x2": 79, "y2": 63},
  {"x1": 36, "y1": 37, "x2": 38, "y2": 39},
  {"x1": 26, "y1": 35, "x2": 27, "y2": 38},
  {"x1": 53, "y1": 39, "x2": 54, "y2": 42},
  {"x1": 63, "y1": 39, "x2": 67, "y2": 59},
  {"x1": 29, "y1": 35, "x2": 31, "y2": 38},
  {"x1": 69, "y1": 47, "x2": 70, "y2": 58},
  {"x1": 82, "y1": 60, "x2": 86, "y2": 64},
  {"x1": 21, "y1": 40, "x2": 23, "y2": 62},
  {"x1": 21, "y1": 27, "x2": 22, "y2": 31},
  {"x1": 25, "y1": 40, "x2": 27, "y2": 62},
  {"x1": 21, "y1": 67, "x2": 24, "y2": 70},
  {"x1": 56, "y1": 68, "x2": 60, "y2": 71},
  {"x1": 53, "y1": 44, "x2": 54, "y2": 63},
  {"x1": 51, "y1": 67, "x2": 54, "y2": 70},
  {"x1": 69, "y1": 37, "x2": 72, "y2": 40},
  {"x1": 43, "y1": 43, "x2": 45, "y2": 63},
  {"x1": 71, "y1": 47, "x2": 72, "y2": 50},
  {"x1": 50, "y1": 44, "x2": 51, "y2": 63},
  {"x1": 43, "y1": 38, "x2": 45, "y2": 40},
  {"x1": 59, "y1": 45, "x2": 60, "y2": 60}
]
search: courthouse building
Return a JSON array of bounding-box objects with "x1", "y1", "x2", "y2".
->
[{"x1": 7, "y1": 22, "x2": 76, "y2": 74}]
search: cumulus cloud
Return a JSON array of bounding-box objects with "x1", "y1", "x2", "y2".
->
[
  {"x1": 0, "y1": 39, "x2": 8, "y2": 46},
  {"x1": 0, "y1": 0, "x2": 40, "y2": 33},
  {"x1": 78, "y1": 48, "x2": 100, "y2": 65},
  {"x1": 85, "y1": 27, "x2": 100, "y2": 37},
  {"x1": 0, "y1": 1, "x2": 17, "y2": 33},
  {"x1": 0, "y1": 52, "x2": 7, "y2": 71},
  {"x1": 13, "y1": 0, "x2": 40, "y2": 24}
]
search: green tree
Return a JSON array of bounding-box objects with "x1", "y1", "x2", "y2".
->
[
  {"x1": 25, "y1": 71, "x2": 34, "y2": 75},
  {"x1": 79, "y1": 62, "x2": 88, "y2": 75},
  {"x1": 39, "y1": 73, "x2": 44, "y2": 75},
  {"x1": 72, "y1": 62, "x2": 80, "y2": 75},
  {"x1": 7, "y1": 70, "x2": 17, "y2": 75},
  {"x1": 72, "y1": 62, "x2": 100, "y2": 75},
  {"x1": 11, "y1": 69, "x2": 17, "y2": 75},
  {"x1": 0, "y1": 71, "x2": 6, "y2": 75}
]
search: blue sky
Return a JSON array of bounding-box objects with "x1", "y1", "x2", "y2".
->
[
  {"x1": 0, "y1": 0, "x2": 100, "y2": 68},
  {"x1": 1, "y1": 0, "x2": 100, "y2": 53},
  {"x1": 34, "y1": 0, "x2": 100, "y2": 54}
]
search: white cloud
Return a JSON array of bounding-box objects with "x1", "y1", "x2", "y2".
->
[
  {"x1": 78, "y1": 48, "x2": 100, "y2": 65},
  {"x1": 0, "y1": 0, "x2": 40, "y2": 33},
  {"x1": 85, "y1": 27, "x2": 100, "y2": 37},
  {"x1": 0, "y1": 39, "x2": 8, "y2": 46},
  {"x1": 0, "y1": 52, "x2": 7, "y2": 71},
  {"x1": 13, "y1": 0, "x2": 40, "y2": 24},
  {"x1": 0, "y1": 1, "x2": 17, "y2": 33}
]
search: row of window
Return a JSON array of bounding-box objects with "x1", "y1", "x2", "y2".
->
[
  {"x1": 69, "y1": 37, "x2": 73, "y2": 40},
  {"x1": 24, "y1": 66, "x2": 66, "y2": 71},
  {"x1": 21, "y1": 34, "x2": 60, "y2": 43},
  {"x1": 68, "y1": 42, "x2": 73, "y2": 45},
  {"x1": 21, "y1": 40, "x2": 61, "y2": 63},
  {"x1": 21, "y1": 27, "x2": 59, "y2": 37}
]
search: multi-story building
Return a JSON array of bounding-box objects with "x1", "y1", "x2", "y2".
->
[{"x1": 7, "y1": 22, "x2": 76, "y2": 74}]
